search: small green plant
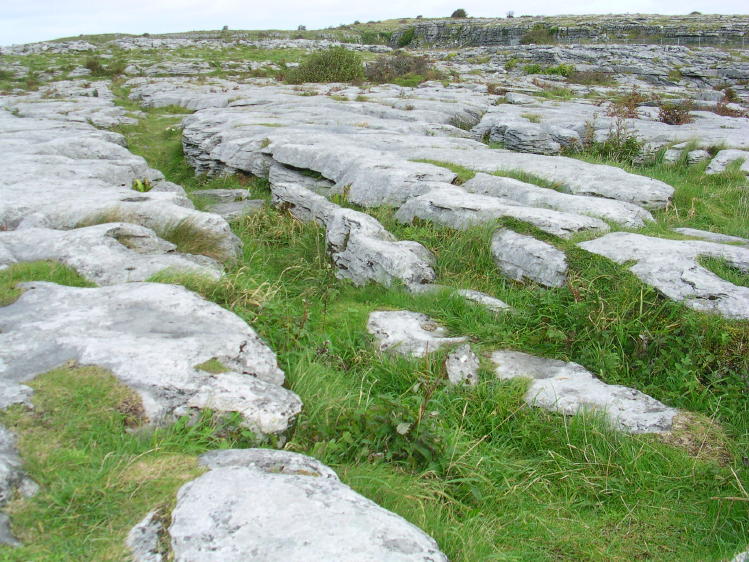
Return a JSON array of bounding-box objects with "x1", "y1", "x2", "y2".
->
[
  {"x1": 521, "y1": 112, "x2": 542, "y2": 123},
  {"x1": 504, "y1": 58, "x2": 519, "y2": 71},
  {"x1": 194, "y1": 358, "x2": 230, "y2": 373},
  {"x1": 365, "y1": 51, "x2": 440, "y2": 86},
  {"x1": 284, "y1": 47, "x2": 364, "y2": 84},
  {"x1": 131, "y1": 178, "x2": 153, "y2": 192}
]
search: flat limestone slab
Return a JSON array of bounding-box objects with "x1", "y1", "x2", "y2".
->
[
  {"x1": 0, "y1": 282, "x2": 300, "y2": 435},
  {"x1": 0, "y1": 223, "x2": 221, "y2": 284},
  {"x1": 129, "y1": 449, "x2": 447, "y2": 561},
  {"x1": 368, "y1": 310, "x2": 467, "y2": 357},
  {"x1": 491, "y1": 350, "x2": 679, "y2": 433},
  {"x1": 491, "y1": 229, "x2": 568, "y2": 287},
  {"x1": 579, "y1": 232, "x2": 749, "y2": 319},
  {"x1": 395, "y1": 188, "x2": 609, "y2": 238}
]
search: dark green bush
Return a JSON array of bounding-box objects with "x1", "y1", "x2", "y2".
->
[
  {"x1": 451, "y1": 8, "x2": 467, "y2": 18},
  {"x1": 83, "y1": 56, "x2": 126, "y2": 77},
  {"x1": 397, "y1": 27, "x2": 415, "y2": 47},
  {"x1": 284, "y1": 47, "x2": 364, "y2": 84}
]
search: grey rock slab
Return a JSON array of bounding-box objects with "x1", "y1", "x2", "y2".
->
[
  {"x1": 464, "y1": 173, "x2": 653, "y2": 228},
  {"x1": 491, "y1": 350, "x2": 679, "y2": 433},
  {"x1": 505, "y1": 92, "x2": 536, "y2": 104},
  {"x1": 395, "y1": 188, "x2": 609, "y2": 239},
  {"x1": 733, "y1": 549, "x2": 749, "y2": 562},
  {"x1": 0, "y1": 282, "x2": 300, "y2": 433},
  {"x1": 368, "y1": 310, "x2": 468, "y2": 357},
  {"x1": 0, "y1": 424, "x2": 36, "y2": 547},
  {"x1": 673, "y1": 228, "x2": 749, "y2": 246},
  {"x1": 199, "y1": 448, "x2": 338, "y2": 479},
  {"x1": 491, "y1": 229, "x2": 568, "y2": 287},
  {"x1": 706, "y1": 149, "x2": 749, "y2": 175},
  {"x1": 687, "y1": 149, "x2": 711, "y2": 164},
  {"x1": 405, "y1": 147, "x2": 674, "y2": 209},
  {"x1": 190, "y1": 189, "x2": 249, "y2": 204},
  {"x1": 0, "y1": 223, "x2": 222, "y2": 285},
  {"x1": 445, "y1": 344, "x2": 480, "y2": 385},
  {"x1": 0, "y1": 513, "x2": 19, "y2": 547},
  {"x1": 272, "y1": 183, "x2": 436, "y2": 288},
  {"x1": 326, "y1": 208, "x2": 437, "y2": 288},
  {"x1": 579, "y1": 232, "x2": 749, "y2": 319},
  {"x1": 166, "y1": 450, "x2": 448, "y2": 561},
  {"x1": 127, "y1": 510, "x2": 166, "y2": 562},
  {"x1": 455, "y1": 289, "x2": 511, "y2": 312},
  {"x1": 206, "y1": 200, "x2": 264, "y2": 221}
]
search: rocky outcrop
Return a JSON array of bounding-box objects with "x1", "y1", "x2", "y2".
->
[
  {"x1": 579, "y1": 232, "x2": 749, "y2": 319},
  {"x1": 0, "y1": 282, "x2": 301, "y2": 435},
  {"x1": 491, "y1": 350, "x2": 679, "y2": 433},
  {"x1": 367, "y1": 310, "x2": 467, "y2": 357},
  {"x1": 128, "y1": 449, "x2": 448, "y2": 561},
  {"x1": 490, "y1": 229, "x2": 568, "y2": 287}
]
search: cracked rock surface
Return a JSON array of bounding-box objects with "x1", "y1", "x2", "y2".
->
[
  {"x1": 579, "y1": 232, "x2": 749, "y2": 319},
  {"x1": 491, "y1": 350, "x2": 679, "y2": 433},
  {"x1": 129, "y1": 449, "x2": 448, "y2": 561},
  {"x1": 0, "y1": 282, "x2": 300, "y2": 435},
  {"x1": 367, "y1": 310, "x2": 468, "y2": 357}
]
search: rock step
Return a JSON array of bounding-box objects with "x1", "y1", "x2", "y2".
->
[
  {"x1": 128, "y1": 449, "x2": 448, "y2": 561},
  {"x1": 579, "y1": 232, "x2": 749, "y2": 319}
]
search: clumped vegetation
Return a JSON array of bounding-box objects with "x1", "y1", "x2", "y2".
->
[
  {"x1": 284, "y1": 47, "x2": 364, "y2": 84},
  {"x1": 658, "y1": 99, "x2": 695, "y2": 125},
  {"x1": 523, "y1": 63, "x2": 574, "y2": 77},
  {"x1": 520, "y1": 24, "x2": 558, "y2": 44},
  {"x1": 365, "y1": 51, "x2": 440, "y2": 86},
  {"x1": 566, "y1": 70, "x2": 615, "y2": 85},
  {"x1": 83, "y1": 56, "x2": 126, "y2": 77}
]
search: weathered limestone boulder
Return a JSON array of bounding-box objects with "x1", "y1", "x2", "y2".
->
[
  {"x1": 368, "y1": 310, "x2": 467, "y2": 357},
  {"x1": 326, "y1": 208, "x2": 437, "y2": 288},
  {"x1": 491, "y1": 229, "x2": 568, "y2": 287},
  {"x1": 128, "y1": 449, "x2": 447, "y2": 561},
  {"x1": 455, "y1": 289, "x2": 511, "y2": 312},
  {"x1": 505, "y1": 92, "x2": 536, "y2": 104},
  {"x1": 493, "y1": 123, "x2": 562, "y2": 155},
  {"x1": 491, "y1": 350, "x2": 679, "y2": 433},
  {"x1": 579, "y1": 232, "x2": 749, "y2": 319},
  {"x1": 271, "y1": 183, "x2": 436, "y2": 288},
  {"x1": 395, "y1": 188, "x2": 609, "y2": 238},
  {"x1": 445, "y1": 344, "x2": 480, "y2": 385},
  {"x1": 0, "y1": 224, "x2": 222, "y2": 284},
  {"x1": 0, "y1": 282, "x2": 301, "y2": 434},
  {"x1": 705, "y1": 149, "x2": 749, "y2": 175},
  {"x1": 463, "y1": 173, "x2": 653, "y2": 228}
]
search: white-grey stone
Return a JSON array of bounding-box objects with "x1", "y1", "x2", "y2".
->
[
  {"x1": 205, "y1": 200, "x2": 264, "y2": 221},
  {"x1": 165, "y1": 449, "x2": 448, "y2": 561},
  {"x1": 732, "y1": 549, "x2": 749, "y2": 562},
  {"x1": 579, "y1": 232, "x2": 749, "y2": 319},
  {"x1": 445, "y1": 344, "x2": 480, "y2": 385},
  {"x1": 127, "y1": 510, "x2": 166, "y2": 562},
  {"x1": 687, "y1": 149, "x2": 711, "y2": 164},
  {"x1": 455, "y1": 289, "x2": 511, "y2": 312},
  {"x1": 326, "y1": 208, "x2": 437, "y2": 288},
  {"x1": 463, "y1": 173, "x2": 653, "y2": 228},
  {"x1": 367, "y1": 310, "x2": 467, "y2": 357},
  {"x1": 0, "y1": 425, "x2": 37, "y2": 547},
  {"x1": 0, "y1": 513, "x2": 19, "y2": 547},
  {"x1": 271, "y1": 182, "x2": 338, "y2": 224},
  {"x1": 395, "y1": 188, "x2": 609, "y2": 239},
  {"x1": 705, "y1": 149, "x2": 749, "y2": 175},
  {"x1": 491, "y1": 229, "x2": 568, "y2": 287},
  {"x1": 0, "y1": 224, "x2": 222, "y2": 285},
  {"x1": 673, "y1": 228, "x2": 749, "y2": 246},
  {"x1": 505, "y1": 92, "x2": 536, "y2": 104},
  {"x1": 0, "y1": 282, "x2": 300, "y2": 433},
  {"x1": 491, "y1": 350, "x2": 679, "y2": 433}
]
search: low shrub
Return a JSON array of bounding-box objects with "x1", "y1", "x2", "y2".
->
[
  {"x1": 397, "y1": 27, "x2": 415, "y2": 47},
  {"x1": 365, "y1": 51, "x2": 440, "y2": 86},
  {"x1": 606, "y1": 87, "x2": 648, "y2": 119},
  {"x1": 451, "y1": 8, "x2": 467, "y2": 18},
  {"x1": 83, "y1": 56, "x2": 126, "y2": 77},
  {"x1": 523, "y1": 63, "x2": 574, "y2": 77},
  {"x1": 567, "y1": 70, "x2": 614, "y2": 85},
  {"x1": 520, "y1": 24, "x2": 556, "y2": 44},
  {"x1": 658, "y1": 99, "x2": 694, "y2": 125},
  {"x1": 284, "y1": 47, "x2": 364, "y2": 84}
]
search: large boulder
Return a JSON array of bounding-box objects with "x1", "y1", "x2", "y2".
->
[{"x1": 491, "y1": 229, "x2": 568, "y2": 287}]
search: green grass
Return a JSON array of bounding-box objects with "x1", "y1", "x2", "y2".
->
[{"x1": 0, "y1": 262, "x2": 94, "y2": 306}]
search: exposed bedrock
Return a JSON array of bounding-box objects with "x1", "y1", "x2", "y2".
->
[
  {"x1": 271, "y1": 182, "x2": 436, "y2": 288},
  {"x1": 394, "y1": 187, "x2": 609, "y2": 238},
  {"x1": 490, "y1": 229, "x2": 568, "y2": 287},
  {"x1": 128, "y1": 449, "x2": 448, "y2": 561},
  {"x1": 367, "y1": 310, "x2": 468, "y2": 357},
  {"x1": 0, "y1": 282, "x2": 301, "y2": 435},
  {"x1": 491, "y1": 350, "x2": 679, "y2": 434},
  {"x1": 578, "y1": 232, "x2": 749, "y2": 319},
  {"x1": 0, "y1": 223, "x2": 222, "y2": 284}
]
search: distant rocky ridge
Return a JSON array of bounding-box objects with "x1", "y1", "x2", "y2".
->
[{"x1": 390, "y1": 14, "x2": 749, "y2": 48}]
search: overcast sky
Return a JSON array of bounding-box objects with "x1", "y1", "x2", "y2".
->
[{"x1": 2, "y1": 0, "x2": 747, "y2": 46}]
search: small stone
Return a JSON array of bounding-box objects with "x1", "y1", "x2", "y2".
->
[
  {"x1": 445, "y1": 344, "x2": 480, "y2": 385},
  {"x1": 367, "y1": 310, "x2": 467, "y2": 357}
]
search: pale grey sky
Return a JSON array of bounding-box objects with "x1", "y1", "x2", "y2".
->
[{"x1": 2, "y1": 0, "x2": 747, "y2": 46}]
